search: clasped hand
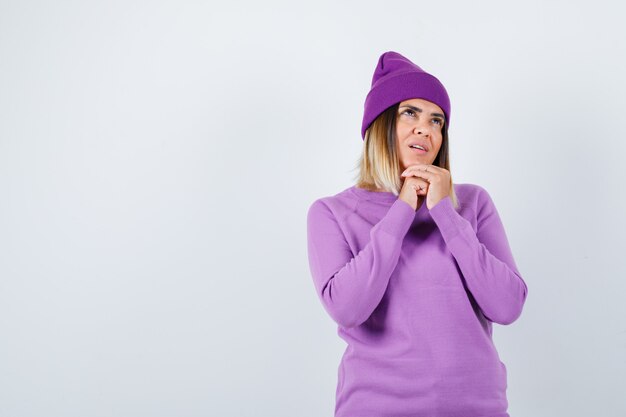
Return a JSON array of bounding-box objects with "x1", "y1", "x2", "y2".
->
[{"x1": 400, "y1": 164, "x2": 451, "y2": 210}]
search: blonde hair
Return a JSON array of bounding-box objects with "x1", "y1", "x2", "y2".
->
[{"x1": 351, "y1": 103, "x2": 460, "y2": 210}]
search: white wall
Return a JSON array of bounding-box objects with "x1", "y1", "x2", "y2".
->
[{"x1": 1, "y1": 1, "x2": 625, "y2": 416}]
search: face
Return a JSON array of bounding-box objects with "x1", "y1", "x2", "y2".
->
[{"x1": 395, "y1": 98, "x2": 445, "y2": 171}]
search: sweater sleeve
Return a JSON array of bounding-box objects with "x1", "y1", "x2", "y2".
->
[
  {"x1": 306, "y1": 198, "x2": 415, "y2": 328},
  {"x1": 428, "y1": 188, "x2": 529, "y2": 325}
]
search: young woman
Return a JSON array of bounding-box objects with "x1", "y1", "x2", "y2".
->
[{"x1": 306, "y1": 51, "x2": 529, "y2": 417}]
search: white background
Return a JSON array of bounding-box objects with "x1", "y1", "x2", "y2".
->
[{"x1": 1, "y1": 1, "x2": 625, "y2": 416}]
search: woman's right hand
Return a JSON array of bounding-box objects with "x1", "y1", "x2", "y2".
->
[{"x1": 399, "y1": 176, "x2": 429, "y2": 211}]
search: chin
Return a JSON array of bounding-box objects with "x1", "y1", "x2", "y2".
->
[{"x1": 403, "y1": 157, "x2": 433, "y2": 168}]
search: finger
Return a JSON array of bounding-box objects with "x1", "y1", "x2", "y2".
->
[
  {"x1": 410, "y1": 183, "x2": 427, "y2": 192},
  {"x1": 405, "y1": 177, "x2": 429, "y2": 191},
  {"x1": 401, "y1": 164, "x2": 440, "y2": 175},
  {"x1": 400, "y1": 168, "x2": 437, "y2": 182},
  {"x1": 404, "y1": 176, "x2": 429, "y2": 186}
]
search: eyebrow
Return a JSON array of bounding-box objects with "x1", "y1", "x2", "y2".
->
[{"x1": 399, "y1": 105, "x2": 445, "y2": 120}]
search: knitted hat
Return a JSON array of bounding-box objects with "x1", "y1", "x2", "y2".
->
[{"x1": 361, "y1": 51, "x2": 451, "y2": 140}]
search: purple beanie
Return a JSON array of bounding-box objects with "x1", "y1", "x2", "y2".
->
[{"x1": 361, "y1": 51, "x2": 451, "y2": 140}]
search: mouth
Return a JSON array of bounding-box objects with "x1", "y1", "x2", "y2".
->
[{"x1": 409, "y1": 144, "x2": 428, "y2": 154}]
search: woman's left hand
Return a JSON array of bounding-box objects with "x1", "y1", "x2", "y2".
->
[{"x1": 400, "y1": 164, "x2": 452, "y2": 209}]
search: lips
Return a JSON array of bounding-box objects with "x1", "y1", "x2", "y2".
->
[
  {"x1": 409, "y1": 146, "x2": 427, "y2": 154},
  {"x1": 408, "y1": 142, "x2": 428, "y2": 151}
]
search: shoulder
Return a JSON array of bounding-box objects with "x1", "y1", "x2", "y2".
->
[
  {"x1": 307, "y1": 186, "x2": 358, "y2": 221},
  {"x1": 454, "y1": 182, "x2": 490, "y2": 198},
  {"x1": 453, "y1": 182, "x2": 497, "y2": 215}
]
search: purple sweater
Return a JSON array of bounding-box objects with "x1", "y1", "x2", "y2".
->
[{"x1": 306, "y1": 183, "x2": 528, "y2": 417}]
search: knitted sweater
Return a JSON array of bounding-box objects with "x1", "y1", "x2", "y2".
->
[{"x1": 306, "y1": 183, "x2": 528, "y2": 417}]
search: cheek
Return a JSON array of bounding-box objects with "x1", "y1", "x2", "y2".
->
[
  {"x1": 433, "y1": 133, "x2": 444, "y2": 149},
  {"x1": 397, "y1": 123, "x2": 412, "y2": 135}
]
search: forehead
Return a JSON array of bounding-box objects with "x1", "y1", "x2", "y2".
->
[{"x1": 399, "y1": 98, "x2": 443, "y2": 113}]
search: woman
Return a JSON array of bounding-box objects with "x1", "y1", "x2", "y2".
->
[{"x1": 306, "y1": 51, "x2": 529, "y2": 417}]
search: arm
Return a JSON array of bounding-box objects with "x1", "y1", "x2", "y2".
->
[
  {"x1": 428, "y1": 187, "x2": 529, "y2": 325},
  {"x1": 306, "y1": 198, "x2": 415, "y2": 328}
]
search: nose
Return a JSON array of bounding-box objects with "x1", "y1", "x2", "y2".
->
[{"x1": 413, "y1": 125, "x2": 431, "y2": 136}]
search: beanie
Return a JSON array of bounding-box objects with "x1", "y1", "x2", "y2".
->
[{"x1": 361, "y1": 51, "x2": 451, "y2": 140}]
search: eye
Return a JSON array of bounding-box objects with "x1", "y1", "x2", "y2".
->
[
  {"x1": 401, "y1": 109, "x2": 415, "y2": 117},
  {"x1": 432, "y1": 118, "x2": 443, "y2": 126}
]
